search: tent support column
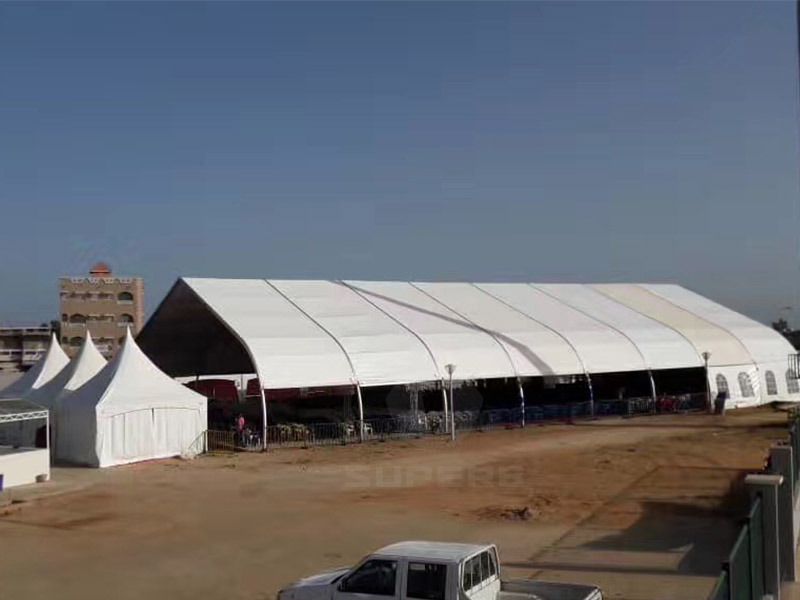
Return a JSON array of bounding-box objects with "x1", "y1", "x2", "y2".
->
[
  {"x1": 356, "y1": 385, "x2": 365, "y2": 442},
  {"x1": 518, "y1": 379, "x2": 525, "y2": 428},
  {"x1": 586, "y1": 374, "x2": 595, "y2": 418},
  {"x1": 45, "y1": 412, "x2": 50, "y2": 457},
  {"x1": 441, "y1": 383, "x2": 449, "y2": 435},
  {"x1": 258, "y1": 384, "x2": 268, "y2": 451},
  {"x1": 648, "y1": 370, "x2": 657, "y2": 410}
]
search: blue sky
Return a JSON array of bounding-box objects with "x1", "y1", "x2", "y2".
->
[{"x1": 1, "y1": 1, "x2": 798, "y2": 325}]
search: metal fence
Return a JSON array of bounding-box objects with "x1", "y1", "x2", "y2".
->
[
  {"x1": 714, "y1": 496, "x2": 765, "y2": 600},
  {"x1": 201, "y1": 394, "x2": 707, "y2": 452},
  {"x1": 206, "y1": 429, "x2": 236, "y2": 453}
]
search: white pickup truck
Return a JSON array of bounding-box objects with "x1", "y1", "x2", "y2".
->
[{"x1": 278, "y1": 541, "x2": 601, "y2": 600}]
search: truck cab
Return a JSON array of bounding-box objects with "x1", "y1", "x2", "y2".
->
[{"x1": 278, "y1": 541, "x2": 601, "y2": 600}]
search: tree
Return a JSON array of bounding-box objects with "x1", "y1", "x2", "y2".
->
[
  {"x1": 772, "y1": 318, "x2": 791, "y2": 336},
  {"x1": 41, "y1": 319, "x2": 61, "y2": 342}
]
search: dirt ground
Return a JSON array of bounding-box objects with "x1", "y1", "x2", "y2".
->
[{"x1": 0, "y1": 408, "x2": 788, "y2": 600}]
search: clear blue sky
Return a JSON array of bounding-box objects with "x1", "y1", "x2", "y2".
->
[{"x1": 1, "y1": 1, "x2": 798, "y2": 326}]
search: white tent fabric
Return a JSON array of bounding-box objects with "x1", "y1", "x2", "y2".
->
[
  {"x1": 345, "y1": 281, "x2": 516, "y2": 381},
  {"x1": 643, "y1": 284, "x2": 796, "y2": 404},
  {"x1": 57, "y1": 331, "x2": 206, "y2": 467},
  {"x1": 24, "y1": 331, "x2": 106, "y2": 410},
  {"x1": 0, "y1": 333, "x2": 69, "y2": 399},
  {"x1": 536, "y1": 284, "x2": 703, "y2": 371},
  {"x1": 184, "y1": 278, "x2": 355, "y2": 389},
  {"x1": 409, "y1": 282, "x2": 583, "y2": 377},
  {"x1": 476, "y1": 283, "x2": 646, "y2": 374},
  {"x1": 269, "y1": 280, "x2": 440, "y2": 386},
  {"x1": 593, "y1": 284, "x2": 762, "y2": 408},
  {"x1": 24, "y1": 331, "x2": 107, "y2": 447},
  {"x1": 139, "y1": 278, "x2": 800, "y2": 408}
]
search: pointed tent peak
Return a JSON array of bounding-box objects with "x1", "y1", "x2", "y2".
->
[
  {"x1": 0, "y1": 330, "x2": 70, "y2": 398},
  {"x1": 34, "y1": 332, "x2": 70, "y2": 384},
  {"x1": 66, "y1": 321, "x2": 206, "y2": 418},
  {"x1": 75, "y1": 331, "x2": 106, "y2": 367},
  {"x1": 47, "y1": 331, "x2": 68, "y2": 360},
  {"x1": 24, "y1": 333, "x2": 107, "y2": 408}
]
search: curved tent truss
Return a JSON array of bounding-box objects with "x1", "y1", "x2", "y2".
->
[{"x1": 138, "y1": 279, "x2": 799, "y2": 411}]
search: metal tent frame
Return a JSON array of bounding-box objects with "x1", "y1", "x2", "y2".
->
[{"x1": 0, "y1": 398, "x2": 49, "y2": 450}]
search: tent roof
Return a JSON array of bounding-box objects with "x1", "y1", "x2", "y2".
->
[
  {"x1": 0, "y1": 333, "x2": 69, "y2": 399},
  {"x1": 68, "y1": 329, "x2": 206, "y2": 418},
  {"x1": 643, "y1": 284, "x2": 790, "y2": 365},
  {"x1": 536, "y1": 284, "x2": 703, "y2": 370},
  {"x1": 24, "y1": 331, "x2": 107, "y2": 410},
  {"x1": 138, "y1": 278, "x2": 795, "y2": 391},
  {"x1": 594, "y1": 284, "x2": 759, "y2": 367}
]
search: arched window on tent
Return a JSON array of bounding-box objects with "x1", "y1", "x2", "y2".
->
[
  {"x1": 765, "y1": 371, "x2": 778, "y2": 396},
  {"x1": 738, "y1": 372, "x2": 754, "y2": 398},
  {"x1": 716, "y1": 374, "x2": 729, "y2": 396},
  {"x1": 69, "y1": 337, "x2": 83, "y2": 347},
  {"x1": 69, "y1": 313, "x2": 86, "y2": 324},
  {"x1": 117, "y1": 291, "x2": 134, "y2": 303},
  {"x1": 787, "y1": 370, "x2": 800, "y2": 394}
]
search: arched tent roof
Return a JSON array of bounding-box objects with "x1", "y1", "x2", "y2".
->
[
  {"x1": 24, "y1": 331, "x2": 106, "y2": 411},
  {"x1": 268, "y1": 280, "x2": 440, "y2": 386},
  {"x1": 593, "y1": 284, "x2": 755, "y2": 367},
  {"x1": 137, "y1": 278, "x2": 799, "y2": 405},
  {"x1": 536, "y1": 284, "x2": 703, "y2": 371},
  {"x1": 343, "y1": 281, "x2": 518, "y2": 381},
  {"x1": 642, "y1": 284, "x2": 793, "y2": 365},
  {"x1": 0, "y1": 333, "x2": 69, "y2": 399},
  {"x1": 184, "y1": 278, "x2": 356, "y2": 389},
  {"x1": 407, "y1": 282, "x2": 583, "y2": 377},
  {"x1": 476, "y1": 283, "x2": 646, "y2": 374}
]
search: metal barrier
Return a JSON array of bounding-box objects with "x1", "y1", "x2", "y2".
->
[
  {"x1": 715, "y1": 495, "x2": 765, "y2": 600},
  {"x1": 200, "y1": 394, "x2": 707, "y2": 454},
  {"x1": 709, "y1": 571, "x2": 729, "y2": 600},
  {"x1": 206, "y1": 430, "x2": 236, "y2": 453}
]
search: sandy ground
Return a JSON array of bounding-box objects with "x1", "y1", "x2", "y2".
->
[{"x1": 0, "y1": 408, "x2": 788, "y2": 600}]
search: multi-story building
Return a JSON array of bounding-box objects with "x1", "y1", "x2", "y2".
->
[
  {"x1": 0, "y1": 326, "x2": 52, "y2": 371},
  {"x1": 59, "y1": 263, "x2": 144, "y2": 358}
]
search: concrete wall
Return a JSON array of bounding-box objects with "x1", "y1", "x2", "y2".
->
[{"x1": 0, "y1": 448, "x2": 50, "y2": 490}]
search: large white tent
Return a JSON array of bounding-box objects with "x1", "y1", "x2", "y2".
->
[
  {"x1": 138, "y1": 279, "x2": 800, "y2": 415},
  {"x1": 57, "y1": 330, "x2": 207, "y2": 467},
  {"x1": 0, "y1": 334, "x2": 69, "y2": 399}
]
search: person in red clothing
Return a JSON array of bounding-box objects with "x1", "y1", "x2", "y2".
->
[{"x1": 235, "y1": 414, "x2": 246, "y2": 446}]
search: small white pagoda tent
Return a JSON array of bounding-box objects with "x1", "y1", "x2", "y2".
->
[{"x1": 57, "y1": 330, "x2": 207, "y2": 467}]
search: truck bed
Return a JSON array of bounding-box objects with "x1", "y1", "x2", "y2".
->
[{"x1": 499, "y1": 579, "x2": 602, "y2": 600}]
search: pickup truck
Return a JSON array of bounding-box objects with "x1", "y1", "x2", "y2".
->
[{"x1": 278, "y1": 541, "x2": 602, "y2": 600}]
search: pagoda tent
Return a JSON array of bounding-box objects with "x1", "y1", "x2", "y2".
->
[
  {"x1": 57, "y1": 330, "x2": 207, "y2": 467},
  {"x1": 24, "y1": 331, "x2": 106, "y2": 447}
]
